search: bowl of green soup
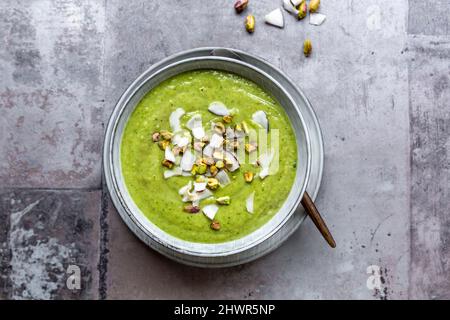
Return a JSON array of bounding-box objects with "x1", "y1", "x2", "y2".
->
[{"x1": 103, "y1": 48, "x2": 312, "y2": 267}]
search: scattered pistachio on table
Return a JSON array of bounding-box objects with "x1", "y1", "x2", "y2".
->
[
  {"x1": 303, "y1": 39, "x2": 312, "y2": 57},
  {"x1": 244, "y1": 171, "x2": 254, "y2": 183},
  {"x1": 245, "y1": 15, "x2": 255, "y2": 33},
  {"x1": 184, "y1": 204, "x2": 200, "y2": 213},
  {"x1": 298, "y1": 1, "x2": 307, "y2": 20},
  {"x1": 162, "y1": 159, "x2": 174, "y2": 169},
  {"x1": 234, "y1": 0, "x2": 249, "y2": 14},
  {"x1": 309, "y1": 0, "x2": 320, "y2": 13},
  {"x1": 216, "y1": 196, "x2": 231, "y2": 205}
]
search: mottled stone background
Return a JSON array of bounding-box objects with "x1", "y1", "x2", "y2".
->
[{"x1": 0, "y1": 0, "x2": 448, "y2": 300}]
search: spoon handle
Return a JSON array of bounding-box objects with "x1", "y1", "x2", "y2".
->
[{"x1": 301, "y1": 191, "x2": 336, "y2": 248}]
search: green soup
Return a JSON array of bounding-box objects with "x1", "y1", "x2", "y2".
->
[{"x1": 121, "y1": 70, "x2": 297, "y2": 243}]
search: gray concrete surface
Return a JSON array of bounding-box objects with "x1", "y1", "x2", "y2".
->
[{"x1": 0, "y1": 0, "x2": 448, "y2": 299}]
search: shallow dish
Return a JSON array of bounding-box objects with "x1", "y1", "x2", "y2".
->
[{"x1": 104, "y1": 49, "x2": 315, "y2": 266}]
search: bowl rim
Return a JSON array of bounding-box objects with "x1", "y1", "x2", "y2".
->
[{"x1": 103, "y1": 55, "x2": 312, "y2": 257}]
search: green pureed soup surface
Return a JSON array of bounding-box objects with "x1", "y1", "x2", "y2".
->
[{"x1": 121, "y1": 70, "x2": 297, "y2": 243}]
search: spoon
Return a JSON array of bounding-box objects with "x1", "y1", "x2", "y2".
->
[{"x1": 301, "y1": 191, "x2": 336, "y2": 248}]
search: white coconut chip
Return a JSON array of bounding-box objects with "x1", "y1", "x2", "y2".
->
[
  {"x1": 178, "y1": 181, "x2": 192, "y2": 196},
  {"x1": 290, "y1": 0, "x2": 301, "y2": 6},
  {"x1": 196, "y1": 189, "x2": 213, "y2": 201},
  {"x1": 283, "y1": 0, "x2": 299, "y2": 15},
  {"x1": 310, "y1": 13, "x2": 326, "y2": 26},
  {"x1": 203, "y1": 144, "x2": 214, "y2": 157},
  {"x1": 192, "y1": 126, "x2": 205, "y2": 140},
  {"x1": 172, "y1": 131, "x2": 191, "y2": 148},
  {"x1": 209, "y1": 134, "x2": 224, "y2": 149},
  {"x1": 225, "y1": 127, "x2": 236, "y2": 140},
  {"x1": 164, "y1": 147, "x2": 176, "y2": 163},
  {"x1": 265, "y1": 8, "x2": 284, "y2": 28},
  {"x1": 252, "y1": 110, "x2": 269, "y2": 131},
  {"x1": 224, "y1": 151, "x2": 240, "y2": 172},
  {"x1": 180, "y1": 149, "x2": 195, "y2": 171},
  {"x1": 246, "y1": 192, "x2": 255, "y2": 214},
  {"x1": 186, "y1": 114, "x2": 202, "y2": 130},
  {"x1": 258, "y1": 149, "x2": 275, "y2": 179},
  {"x1": 181, "y1": 171, "x2": 192, "y2": 177},
  {"x1": 169, "y1": 108, "x2": 185, "y2": 133},
  {"x1": 208, "y1": 101, "x2": 230, "y2": 116},
  {"x1": 194, "y1": 182, "x2": 207, "y2": 192},
  {"x1": 163, "y1": 167, "x2": 182, "y2": 179},
  {"x1": 202, "y1": 204, "x2": 219, "y2": 220},
  {"x1": 216, "y1": 170, "x2": 231, "y2": 186}
]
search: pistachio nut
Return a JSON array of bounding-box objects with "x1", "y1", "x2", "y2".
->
[
  {"x1": 245, "y1": 15, "x2": 255, "y2": 33},
  {"x1": 158, "y1": 139, "x2": 170, "y2": 150},
  {"x1": 197, "y1": 163, "x2": 207, "y2": 175},
  {"x1": 234, "y1": 0, "x2": 249, "y2": 14},
  {"x1": 303, "y1": 39, "x2": 312, "y2": 57},
  {"x1": 216, "y1": 196, "x2": 231, "y2": 205},
  {"x1": 152, "y1": 132, "x2": 160, "y2": 142},
  {"x1": 184, "y1": 204, "x2": 200, "y2": 213},
  {"x1": 244, "y1": 171, "x2": 254, "y2": 183},
  {"x1": 298, "y1": 1, "x2": 307, "y2": 19},
  {"x1": 210, "y1": 220, "x2": 221, "y2": 231},
  {"x1": 309, "y1": 0, "x2": 320, "y2": 13},
  {"x1": 160, "y1": 130, "x2": 173, "y2": 140},
  {"x1": 215, "y1": 160, "x2": 225, "y2": 169},
  {"x1": 191, "y1": 164, "x2": 198, "y2": 175},
  {"x1": 162, "y1": 159, "x2": 174, "y2": 169},
  {"x1": 223, "y1": 115, "x2": 233, "y2": 123},
  {"x1": 210, "y1": 165, "x2": 218, "y2": 176},
  {"x1": 207, "y1": 178, "x2": 220, "y2": 190}
]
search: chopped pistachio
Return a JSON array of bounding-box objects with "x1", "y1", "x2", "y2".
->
[
  {"x1": 158, "y1": 140, "x2": 170, "y2": 150},
  {"x1": 223, "y1": 115, "x2": 233, "y2": 123},
  {"x1": 191, "y1": 164, "x2": 198, "y2": 175},
  {"x1": 235, "y1": 123, "x2": 243, "y2": 133},
  {"x1": 160, "y1": 130, "x2": 173, "y2": 140},
  {"x1": 244, "y1": 171, "x2": 254, "y2": 183},
  {"x1": 241, "y1": 121, "x2": 250, "y2": 134},
  {"x1": 183, "y1": 204, "x2": 200, "y2": 213},
  {"x1": 234, "y1": 0, "x2": 249, "y2": 14},
  {"x1": 215, "y1": 160, "x2": 225, "y2": 169},
  {"x1": 214, "y1": 122, "x2": 226, "y2": 135},
  {"x1": 216, "y1": 196, "x2": 231, "y2": 205},
  {"x1": 304, "y1": 39, "x2": 312, "y2": 57},
  {"x1": 193, "y1": 141, "x2": 205, "y2": 152},
  {"x1": 210, "y1": 165, "x2": 218, "y2": 176},
  {"x1": 197, "y1": 163, "x2": 207, "y2": 174},
  {"x1": 152, "y1": 132, "x2": 161, "y2": 142},
  {"x1": 162, "y1": 159, "x2": 174, "y2": 169},
  {"x1": 298, "y1": 0, "x2": 307, "y2": 19},
  {"x1": 245, "y1": 15, "x2": 255, "y2": 33},
  {"x1": 172, "y1": 146, "x2": 183, "y2": 156},
  {"x1": 245, "y1": 143, "x2": 257, "y2": 153},
  {"x1": 207, "y1": 178, "x2": 219, "y2": 190},
  {"x1": 309, "y1": 0, "x2": 320, "y2": 13},
  {"x1": 210, "y1": 220, "x2": 221, "y2": 231},
  {"x1": 195, "y1": 158, "x2": 204, "y2": 166}
]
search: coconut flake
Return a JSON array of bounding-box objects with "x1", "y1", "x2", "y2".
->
[
  {"x1": 194, "y1": 182, "x2": 207, "y2": 192},
  {"x1": 224, "y1": 151, "x2": 240, "y2": 172},
  {"x1": 216, "y1": 170, "x2": 231, "y2": 186},
  {"x1": 203, "y1": 144, "x2": 214, "y2": 157},
  {"x1": 165, "y1": 147, "x2": 176, "y2": 163},
  {"x1": 192, "y1": 126, "x2": 205, "y2": 140},
  {"x1": 202, "y1": 204, "x2": 219, "y2": 220},
  {"x1": 196, "y1": 189, "x2": 212, "y2": 201},
  {"x1": 208, "y1": 101, "x2": 230, "y2": 116},
  {"x1": 178, "y1": 181, "x2": 192, "y2": 195},
  {"x1": 209, "y1": 134, "x2": 224, "y2": 149},
  {"x1": 181, "y1": 171, "x2": 192, "y2": 177},
  {"x1": 283, "y1": 0, "x2": 299, "y2": 15},
  {"x1": 252, "y1": 111, "x2": 269, "y2": 131},
  {"x1": 172, "y1": 131, "x2": 191, "y2": 148},
  {"x1": 186, "y1": 114, "x2": 202, "y2": 129},
  {"x1": 163, "y1": 167, "x2": 182, "y2": 179},
  {"x1": 310, "y1": 13, "x2": 326, "y2": 26},
  {"x1": 169, "y1": 108, "x2": 185, "y2": 132},
  {"x1": 265, "y1": 8, "x2": 284, "y2": 28},
  {"x1": 180, "y1": 149, "x2": 195, "y2": 171},
  {"x1": 246, "y1": 192, "x2": 255, "y2": 214},
  {"x1": 258, "y1": 149, "x2": 275, "y2": 179}
]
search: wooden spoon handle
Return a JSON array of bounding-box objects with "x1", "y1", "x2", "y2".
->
[{"x1": 301, "y1": 191, "x2": 336, "y2": 248}]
